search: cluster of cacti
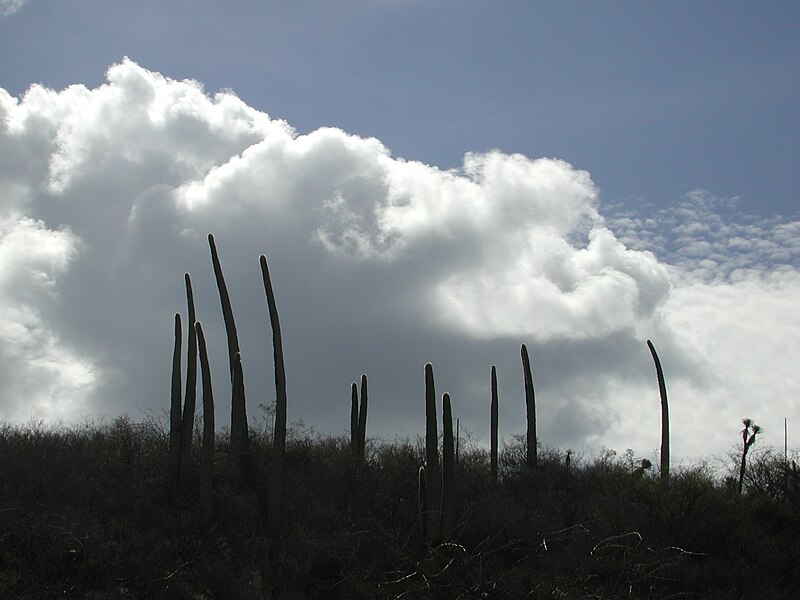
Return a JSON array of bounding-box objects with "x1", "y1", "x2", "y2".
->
[
  {"x1": 166, "y1": 237, "x2": 288, "y2": 541},
  {"x1": 350, "y1": 374, "x2": 368, "y2": 463},
  {"x1": 418, "y1": 364, "x2": 456, "y2": 545},
  {"x1": 646, "y1": 340, "x2": 670, "y2": 482},
  {"x1": 167, "y1": 238, "x2": 707, "y2": 552},
  {"x1": 168, "y1": 274, "x2": 206, "y2": 496}
]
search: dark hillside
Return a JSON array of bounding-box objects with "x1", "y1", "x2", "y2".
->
[{"x1": 0, "y1": 418, "x2": 799, "y2": 599}]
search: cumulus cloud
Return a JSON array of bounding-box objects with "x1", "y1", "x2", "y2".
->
[
  {"x1": 0, "y1": 217, "x2": 95, "y2": 421},
  {"x1": 0, "y1": 58, "x2": 797, "y2": 460}
]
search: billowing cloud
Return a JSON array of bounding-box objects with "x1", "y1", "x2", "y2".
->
[
  {"x1": 0, "y1": 58, "x2": 797, "y2": 461},
  {"x1": 0, "y1": 216, "x2": 95, "y2": 420}
]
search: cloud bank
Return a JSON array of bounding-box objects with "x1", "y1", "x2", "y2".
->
[{"x1": 1, "y1": 59, "x2": 797, "y2": 460}]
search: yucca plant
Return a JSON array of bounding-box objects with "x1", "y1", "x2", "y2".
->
[{"x1": 738, "y1": 418, "x2": 762, "y2": 495}]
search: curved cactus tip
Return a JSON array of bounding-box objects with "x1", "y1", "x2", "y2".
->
[{"x1": 208, "y1": 232, "x2": 215, "y2": 243}]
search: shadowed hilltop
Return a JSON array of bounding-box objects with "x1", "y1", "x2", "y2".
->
[{"x1": 0, "y1": 416, "x2": 798, "y2": 599}]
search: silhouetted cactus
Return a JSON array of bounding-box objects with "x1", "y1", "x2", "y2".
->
[
  {"x1": 490, "y1": 365, "x2": 498, "y2": 485},
  {"x1": 350, "y1": 382, "x2": 359, "y2": 458},
  {"x1": 208, "y1": 234, "x2": 249, "y2": 481},
  {"x1": 196, "y1": 321, "x2": 215, "y2": 507},
  {"x1": 647, "y1": 340, "x2": 670, "y2": 482},
  {"x1": 424, "y1": 363, "x2": 441, "y2": 544},
  {"x1": 230, "y1": 352, "x2": 249, "y2": 483},
  {"x1": 738, "y1": 418, "x2": 762, "y2": 495},
  {"x1": 208, "y1": 234, "x2": 240, "y2": 379},
  {"x1": 261, "y1": 254, "x2": 287, "y2": 539},
  {"x1": 169, "y1": 313, "x2": 182, "y2": 494},
  {"x1": 441, "y1": 393, "x2": 455, "y2": 542},
  {"x1": 179, "y1": 273, "x2": 198, "y2": 490},
  {"x1": 358, "y1": 374, "x2": 368, "y2": 462},
  {"x1": 417, "y1": 465, "x2": 427, "y2": 538},
  {"x1": 521, "y1": 344, "x2": 537, "y2": 469}
]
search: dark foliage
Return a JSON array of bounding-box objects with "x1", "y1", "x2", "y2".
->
[{"x1": 1, "y1": 418, "x2": 799, "y2": 599}]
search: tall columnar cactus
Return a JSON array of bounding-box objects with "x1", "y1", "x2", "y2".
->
[
  {"x1": 261, "y1": 254, "x2": 287, "y2": 539},
  {"x1": 646, "y1": 340, "x2": 670, "y2": 482},
  {"x1": 424, "y1": 363, "x2": 441, "y2": 544},
  {"x1": 208, "y1": 234, "x2": 240, "y2": 379},
  {"x1": 350, "y1": 382, "x2": 359, "y2": 458},
  {"x1": 169, "y1": 313, "x2": 182, "y2": 494},
  {"x1": 357, "y1": 373, "x2": 368, "y2": 462},
  {"x1": 490, "y1": 365, "x2": 499, "y2": 485},
  {"x1": 521, "y1": 344, "x2": 537, "y2": 469},
  {"x1": 208, "y1": 234, "x2": 249, "y2": 480},
  {"x1": 195, "y1": 321, "x2": 215, "y2": 506},
  {"x1": 441, "y1": 393, "x2": 455, "y2": 542},
  {"x1": 179, "y1": 273, "x2": 198, "y2": 490},
  {"x1": 738, "y1": 418, "x2": 762, "y2": 495}
]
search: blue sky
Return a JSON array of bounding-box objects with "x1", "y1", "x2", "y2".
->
[
  {"x1": 4, "y1": 1, "x2": 799, "y2": 216},
  {"x1": 1, "y1": 1, "x2": 799, "y2": 463}
]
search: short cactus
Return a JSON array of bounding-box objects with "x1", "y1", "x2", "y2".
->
[
  {"x1": 521, "y1": 344, "x2": 537, "y2": 469},
  {"x1": 195, "y1": 321, "x2": 215, "y2": 506},
  {"x1": 168, "y1": 313, "x2": 182, "y2": 494},
  {"x1": 490, "y1": 365, "x2": 499, "y2": 485},
  {"x1": 357, "y1": 374, "x2": 368, "y2": 462},
  {"x1": 350, "y1": 382, "x2": 359, "y2": 458},
  {"x1": 417, "y1": 465, "x2": 427, "y2": 538}
]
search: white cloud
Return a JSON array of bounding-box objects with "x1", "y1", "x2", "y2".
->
[
  {"x1": 0, "y1": 0, "x2": 27, "y2": 17},
  {"x1": 0, "y1": 59, "x2": 797, "y2": 460},
  {"x1": 0, "y1": 217, "x2": 96, "y2": 420}
]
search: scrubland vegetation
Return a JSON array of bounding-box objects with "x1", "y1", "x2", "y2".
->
[{"x1": 0, "y1": 416, "x2": 798, "y2": 599}]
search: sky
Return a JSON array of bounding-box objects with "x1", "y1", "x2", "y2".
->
[{"x1": 1, "y1": 1, "x2": 799, "y2": 464}]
